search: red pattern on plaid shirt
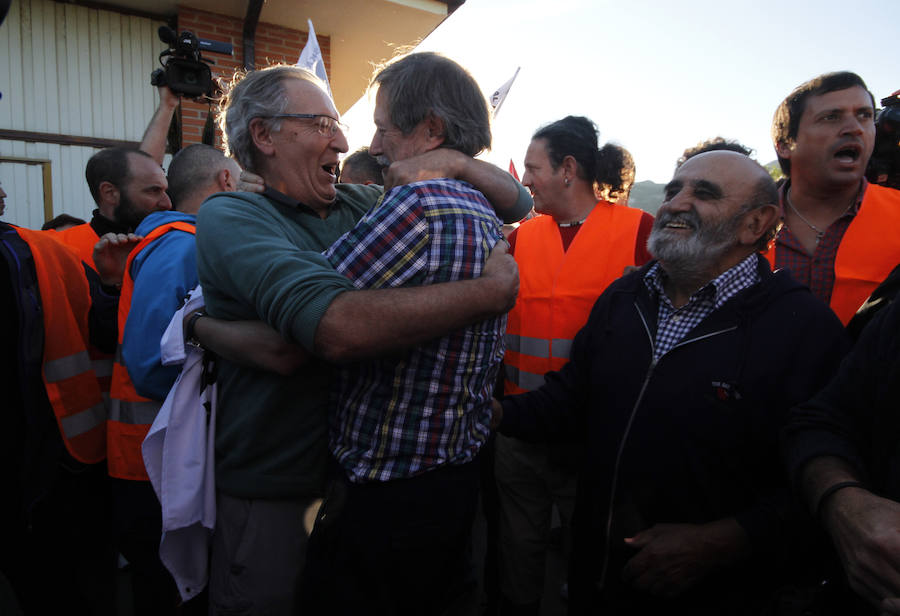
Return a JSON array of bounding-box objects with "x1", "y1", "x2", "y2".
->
[{"x1": 773, "y1": 181, "x2": 865, "y2": 305}]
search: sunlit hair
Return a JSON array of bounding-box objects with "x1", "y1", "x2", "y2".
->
[
  {"x1": 533, "y1": 116, "x2": 628, "y2": 197},
  {"x1": 218, "y1": 64, "x2": 327, "y2": 171},
  {"x1": 771, "y1": 71, "x2": 874, "y2": 176},
  {"x1": 370, "y1": 51, "x2": 491, "y2": 157},
  {"x1": 676, "y1": 137, "x2": 754, "y2": 168}
]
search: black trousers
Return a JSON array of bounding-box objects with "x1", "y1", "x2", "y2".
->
[{"x1": 302, "y1": 459, "x2": 481, "y2": 616}]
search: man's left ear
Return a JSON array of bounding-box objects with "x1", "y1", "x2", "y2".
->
[
  {"x1": 424, "y1": 114, "x2": 446, "y2": 148},
  {"x1": 740, "y1": 204, "x2": 780, "y2": 246}
]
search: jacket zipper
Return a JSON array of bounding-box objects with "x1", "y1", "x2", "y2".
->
[{"x1": 595, "y1": 301, "x2": 738, "y2": 592}]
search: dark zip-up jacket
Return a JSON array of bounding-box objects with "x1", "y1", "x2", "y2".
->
[{"x1": 499, "y1": 255, "x2": 849, "y2": 614}]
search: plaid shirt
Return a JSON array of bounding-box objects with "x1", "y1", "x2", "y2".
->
[
  {"x1": 324, "y1": 179, "x2": 506, "y2": 483},
  {"x1": 773, "y1": 180, "x2": 865, "y2": 305},
  {"x1": 644, "y1": 254, "x2": 761, "y2": 361}
]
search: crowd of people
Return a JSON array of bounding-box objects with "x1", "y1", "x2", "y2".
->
[{"x1": 2, "y1": 50, "x2": 900, "y2": 616}]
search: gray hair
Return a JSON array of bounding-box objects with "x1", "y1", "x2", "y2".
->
[
  {"x1": 218, "y1": 64, "x2": 324, "y2": 171},
  {"x1": 370, "y1": 52, "x2": 491, "y2": 157}
]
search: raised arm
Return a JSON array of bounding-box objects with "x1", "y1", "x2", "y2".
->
[
  {"x1": 140, "y1": 85, "x2": 180, "y2": 165},
  {"x1": 384, "y1": 148, "x2": 532, "y2": 223}
]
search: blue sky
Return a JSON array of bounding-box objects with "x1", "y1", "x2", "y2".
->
[{"x1": 342, "y1": 0, "x2": 899, "y2": 183}]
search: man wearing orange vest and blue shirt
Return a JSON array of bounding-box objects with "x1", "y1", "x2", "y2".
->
[
  {"x1": 109, "y1": 144, "x2": 241, "y2": 615},
  {"x1": 769, "y1": 71, "x2": 900, "y2": 325},
  {"x1": 496, "y1": 116, "x2": 653, "y2": 614},
  {"x1": 0, "y1": 221, "x2": 129, "y2": 614}
]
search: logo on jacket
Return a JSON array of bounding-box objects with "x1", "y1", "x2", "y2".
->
[{"x1": 711, "y1": 381, "x2": 742, "y2": 402}]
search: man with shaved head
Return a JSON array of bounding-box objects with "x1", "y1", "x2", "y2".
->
[
  {"x1": 770, "y1": 71, "x2": 900, "y2": 325},
  {"x1": 105, "y1": 139, "x2": 243, "y2": 613},
  {"x1": 493, "y1": 151, "x2": 849, "y2": 614}
]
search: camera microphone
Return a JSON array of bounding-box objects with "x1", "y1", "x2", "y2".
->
[{"x1": 158, "y1": 25, "x2": 177, "y2": 45}]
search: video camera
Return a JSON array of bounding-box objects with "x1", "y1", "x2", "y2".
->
[{"x1": 150, "y1": 26, "x2": 233, "y2": 100}]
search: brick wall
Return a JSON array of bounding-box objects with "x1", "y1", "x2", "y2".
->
[{"x1": 174, "y1": 6, "x2": 331, "y2": 149}]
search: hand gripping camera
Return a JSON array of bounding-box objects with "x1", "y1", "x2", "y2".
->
[{"x1": 150, "y1": 26, "x2": 233, "y2": 99}]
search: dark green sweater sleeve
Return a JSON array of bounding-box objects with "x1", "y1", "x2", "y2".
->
[{"x1": 196, "y1": 193, "x2": 355, "y2": 351}]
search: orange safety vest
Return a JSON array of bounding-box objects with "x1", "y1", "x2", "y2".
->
[
  {"x1": 504, "y1": 202, "x2": 645, "y2": 394},
  {"x1": 108, "y1": 221, "x2": 196, "y2": 481},
  {"x1": 49, "y1": 223, "x2": 115, "y2": 397},
  {"x1": 53, "y1": 223, "x2": 100, "y2": 269},
  {"x1": 766, "y1": 184, "x2": 900, "y2": 325},
  {"x1": 15, "y1": 227, "x2": 107, "y2": 464}
]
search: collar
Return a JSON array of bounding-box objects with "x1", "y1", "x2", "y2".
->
[
  {"x1": 261, "y1": 186, "x2": 333, "y2": 217},
  {"x1": 89, "y1": 209, "x2": 130, "y2": 236},
  {"x1": 777, "y1": 178, "x2": 868, "y2": 219},
  {"x1": 643, "y1": 253, "x2": 760, "y2": 311}
]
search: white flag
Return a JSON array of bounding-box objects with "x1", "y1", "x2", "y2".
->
[
  {"x1": 296, "y1": 19, "x2": 332, "y2": 96},
  {"x1": 490, "y1": 67, "x2": 520, "y2": 119}
]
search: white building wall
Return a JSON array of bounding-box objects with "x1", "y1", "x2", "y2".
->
[{"x1": 0, "y1": 0, "x2": 164, "y2": 228}]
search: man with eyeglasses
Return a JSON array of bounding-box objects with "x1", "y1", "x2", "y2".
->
[{"x1": 195, "y1": 64, "x2": 530, "y2": 615}]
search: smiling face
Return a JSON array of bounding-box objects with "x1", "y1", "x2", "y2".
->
[
  {"x1": 268, "y1": 78, "x2": 348, "y2": 209},
  {"x1": 779, "y1": 86, "x2": 875, "y2": 191},
  {"x1": 648, "y1": 151, "x2": 766, "y2": 280},
  {"x1": 521, "y1": 138, "x2": 565, "y2": 216}
]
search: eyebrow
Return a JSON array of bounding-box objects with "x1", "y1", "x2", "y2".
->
[
  {"x1": 692, "y1": 179, "x2": 723, "y2": 198},
  {"x1": 664, "y1": 180, "x2": 682, "y2": 193}
]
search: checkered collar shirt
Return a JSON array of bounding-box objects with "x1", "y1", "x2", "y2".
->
[
  {"x1": 643, "y1": 253, "x2": 761, "y2": 361},
  {"x1": 324, "y1": 178, "x2": 505, "y2": 483},
  {"x1": 773, "y1": 179, "x2": 865, "y2": 305}
]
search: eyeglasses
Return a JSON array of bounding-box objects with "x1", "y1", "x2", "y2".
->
[{"x1": 262, "y1": 113, "x2": 348, "y2": 137}]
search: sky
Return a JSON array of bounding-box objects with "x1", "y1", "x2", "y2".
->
[{"x1": 341, "y1": 0, "x2": 900, "y2": 184}]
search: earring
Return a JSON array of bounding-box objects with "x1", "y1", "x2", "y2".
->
[{"x1": 564, "y1": 177, "x2": 570, "y2": 187}]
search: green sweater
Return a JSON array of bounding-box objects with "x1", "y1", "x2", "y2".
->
[{"x1": 195, "y1": 184, "x2": 382, "y2": 498}]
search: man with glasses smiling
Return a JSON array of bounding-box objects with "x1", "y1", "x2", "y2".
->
[{"x1": 195, "y1": 64, "x2": 530, "y2": 615}]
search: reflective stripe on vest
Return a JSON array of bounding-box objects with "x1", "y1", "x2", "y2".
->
[
  {"x1": 504, "y1": 203, "x2": 645, "y2": 394},
  {"x1": 108, "y1": 220, "x2": 196, "y2": 481},
  {"x1": 15, "y1": 227, "x2": 107, "y2": 464},
  {"x1": 765, "y1": 184, "x2": 900, "y2": 325},
  {"x1": 48, "y1": 223, "x2": 115, "y2": 395},
  {"x1": 504, "y1": 333, "x2": 573, "y2": 361}
]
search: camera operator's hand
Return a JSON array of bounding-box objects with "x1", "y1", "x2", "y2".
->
[
  {"x1": 238, "y1": 170, "x2": 266, "y2": 194},
  {"x1": 157, "y1": 84, "x2": 181, "y2": 111}
]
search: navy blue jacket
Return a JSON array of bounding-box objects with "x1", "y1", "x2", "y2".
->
[{"x1": 500, "y1": 255, "x2": 849, "y2": 614}]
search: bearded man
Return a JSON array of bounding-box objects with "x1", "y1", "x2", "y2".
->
[{"x1": 492, "y1": 150, "x2": 849, "y2": 615}]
